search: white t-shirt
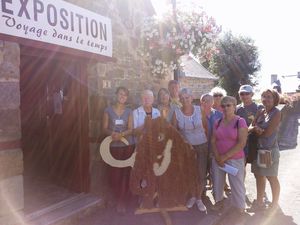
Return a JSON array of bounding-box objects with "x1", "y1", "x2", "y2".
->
[{"x1": 133, "y1": 106, "x2": 161, "y2": 129}]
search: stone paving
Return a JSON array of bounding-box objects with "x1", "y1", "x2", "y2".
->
[{"x1": 75, "y1": 125, "x2": 300, "y2": 225}]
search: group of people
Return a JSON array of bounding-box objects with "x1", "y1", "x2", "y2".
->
[{"x1": 103, "y1": 80, "x2": 282, "y2": 217}]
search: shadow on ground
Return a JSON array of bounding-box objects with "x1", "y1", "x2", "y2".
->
[
  {"x1": 214, "y1": 207, "x2": 297, "y2": 225},
  {"x1": 74, "y1": 194, "x2": 298, "y2": 225}
]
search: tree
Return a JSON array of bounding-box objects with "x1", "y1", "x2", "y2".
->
[{"x1": 206, "y1": 31, "x2": 261, "y2": 97}]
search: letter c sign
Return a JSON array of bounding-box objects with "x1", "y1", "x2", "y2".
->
[{"x1": 99, "y1": 136, "x2": 136, "y2": 168}]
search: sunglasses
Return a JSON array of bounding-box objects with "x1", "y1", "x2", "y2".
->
[
  {"x1": 213, "y1": 94, "x2": 223, "y2": 97},
  {"x1": 240, "y1": 92, "x2": 251, "y2": 96},
  {"x1": 221, "y1": 104, "x2": 233, "y2": 108}
]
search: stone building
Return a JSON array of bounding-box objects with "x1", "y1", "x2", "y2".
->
[
  {"x1": 179, "y1": 55, "x2": 217, "y2": 100},
  {"x1": 0, "y1": 0, "x2": 170, "y2": 224},
  {"x1": 0, "y1": 0, "x2": 215, "y2": 224}
]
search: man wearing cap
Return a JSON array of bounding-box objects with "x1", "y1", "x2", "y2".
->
[
  {"x1": 236, "y1": 85, "x2": 263, "y2": 162},
  {"x1": 236, "y1": 85, "x2": 262, "y2": 127}
]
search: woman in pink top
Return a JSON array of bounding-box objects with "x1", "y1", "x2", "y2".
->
[{"x1": 211, "y1": 96, "x2": 248, "y2": 217}]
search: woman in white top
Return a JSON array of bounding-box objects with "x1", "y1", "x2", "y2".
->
[
  {"x1": 133, "y1": 90, "x2": 160, "y2": 140},
  {"x1": 172, "y1": 88, "x2": 208, "y2": 212}
]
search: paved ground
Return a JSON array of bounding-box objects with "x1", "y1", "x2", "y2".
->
[{"x1": 76, "y1": 125, "x2": 300, "y2": 225}]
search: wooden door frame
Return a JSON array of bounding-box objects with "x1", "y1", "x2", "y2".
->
[
  {"x1": 20, "y1": 46, "x2": 90, "y2": 192},
  {"x1": 76, "y1": 63, "x2": 90, "y2": 192}
]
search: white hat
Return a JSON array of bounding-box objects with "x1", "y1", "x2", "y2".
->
[{"x1": 238, "y1": 85, "x2": 253, "y2": 93}]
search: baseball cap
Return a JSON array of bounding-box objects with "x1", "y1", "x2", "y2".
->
[{"x1": 238, "y1": 85, "x2": 253, "y2": 93}]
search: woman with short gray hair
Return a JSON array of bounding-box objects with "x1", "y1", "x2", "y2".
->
[
  {"x1": 210, "y1": 87, "x2": 227, "y2": 113},
  {"x1": 133, "y1": 90, "x2": 161, "y2": 139}
]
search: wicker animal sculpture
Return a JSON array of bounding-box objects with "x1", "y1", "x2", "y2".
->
[{"x1": 130, "y1": 117, "x2": 200, "y2": 209}]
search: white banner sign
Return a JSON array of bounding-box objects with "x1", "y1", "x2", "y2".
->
[{"x1": 0, "y1": 0, "x2": 112, "y2": 57}]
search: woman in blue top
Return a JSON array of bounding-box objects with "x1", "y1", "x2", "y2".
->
[
  {"x1": 172, "y1": 88, "x2": 208, "y2": 212},
  {"x1": 200, "y1": 93, "x2": 223, "y2": 191},
  {"x1": 102, "y1": 86, "x2": 134, "y2": 213},
  {"x1": 249, "y1": 89, "x2": 281, "y2": 212}
]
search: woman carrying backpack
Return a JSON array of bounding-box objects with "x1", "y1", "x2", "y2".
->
[{"x1": 211, "y1": 96, "x2": 248, "y2": 218}]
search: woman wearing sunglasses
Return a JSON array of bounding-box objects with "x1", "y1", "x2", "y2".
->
[
  {"x1": 172, "y1": 88, "x2": 208, "y2": 212},
  {"x1": 211, "y1": 96, "x2": 248, "y2": 219}
]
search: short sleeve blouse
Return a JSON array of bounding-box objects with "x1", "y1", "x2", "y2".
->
[{"x1": 213, "y1": 116, "x2": 247, "y2": 159}]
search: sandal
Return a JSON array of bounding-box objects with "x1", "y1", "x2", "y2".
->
[
  {"x1": 246, "y1": 200, "x2": 266, "y2": 213},
  {"x1": 211, "y1": 199, "x2": 224, "y2": 212}
]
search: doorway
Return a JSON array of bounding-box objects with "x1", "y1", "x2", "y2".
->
[{"x1": 20, "y1": 47, "x2": 90, "y2": 214}]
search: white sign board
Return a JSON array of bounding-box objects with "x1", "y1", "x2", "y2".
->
[{"x1": 0, "y1": 0, "x2": 112, "y2": 57}]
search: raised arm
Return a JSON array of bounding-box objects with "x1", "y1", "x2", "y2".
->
[{"x1": 260, "y1": 110, "x2": 281, "y2": 138}]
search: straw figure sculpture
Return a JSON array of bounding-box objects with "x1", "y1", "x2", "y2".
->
[{"x1": 130, "y1": 116, "x2": 200, "y2": 209}]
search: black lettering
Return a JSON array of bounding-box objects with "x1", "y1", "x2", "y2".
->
[
  {"x1": 18, "y1": 0, "x2": 30, "y2": 19},
  {"x1": 29, "y1": 26, "x2": 35, "y2": 33},
  {"x1": 70, "y1": 11, "x2": 74, "y2": 31},
  {"x1": 90, "y1": 19, "x2": 98, "y2": 38},
  {"x1": 1, "y1": 0, "x2": 13, "y2": 15},
  {"x1": 52, "y1": 28, "x2": 57, "y2": 37},
  {"x1": 3, "y1": 15, "x2": 15, "y2": 27},
  {"x1": 33, "y1": 0, "x2": 44, "y2": 21},
  {"x1": 75, "y1": 13, "x2": 83, "y2": 33},
  {"x1": 85, "y1": 17, "x2": 89, "y2": 36},
  {"x1": 99, "y1": 23, "x2": 107, "y2": 41},
  {"x1": 36, "y1": 28, "x2": 42, "y2": 37},
  {"x1": 76, "y1": 36, "x2": 83, "y2": 44},
  {"x1": 101, "y1": 45, "x2": 107, "y2": 51},
  {"x1": 23, "y1": 24, "x2": 29, "y2": 34},
  {"x1": 16, "y1": 23, "x2": 22, "y2": 29},
  {"x1": 47, "y1": 4, "x2": 57, "y2": 26},
  {"x1": 60, "y1": 8, "x2": 69, "y2": 30}
]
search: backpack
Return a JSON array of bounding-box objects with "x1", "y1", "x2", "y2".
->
[{"x1": 216, "y1": 117, "x2": 240, "y2": 129}]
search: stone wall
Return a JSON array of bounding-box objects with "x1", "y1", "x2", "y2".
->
[
  {"x1": 0, "y1": 41, "x2": 24, "y2": 225},
  {"x1": 65, "y1": 0, "x2": 170, "y2": 197},
  {"x1": 0, "y1": 0, "x2": 215, "y2": 215},
  {"x1": 179, "y1": 77, "x2": 216, "y2": 99}
]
